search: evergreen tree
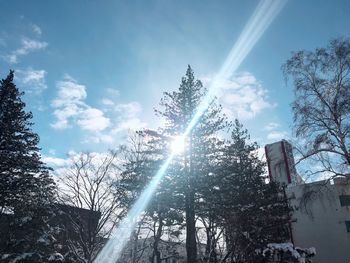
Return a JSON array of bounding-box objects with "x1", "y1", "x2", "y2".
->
[
  {"x1": 121, "y1": 67, "x2": 290, "y2": 263},
  {"x1": 155, "y1": 65, "x2": 227, "y2": 262},
  {"x1": 122, "y1": 66, "x2": 227, "y2": 262},
  {"x1": 0, "y1": 71, "x2": 60, "y2": 262},
  {"x1": 121, "y1": 132, "x2": 185, "y2": 263},
  {"x1": 213, "y1": 120, "x2": 291, "y2": 263}
]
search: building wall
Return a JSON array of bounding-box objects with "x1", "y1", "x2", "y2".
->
[
  {"x1": 266, "y1": 140, "x2": 350, "y2": 263},
  {"x1": 265, "y1": 140, "x2": 302, "y2": 185},
  {"x1": 287, "y1": 179, "x2": 350, "y2": 263}
]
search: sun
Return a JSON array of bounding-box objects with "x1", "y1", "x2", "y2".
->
[{"x1": 171, "y1": 135, "x2": 185, "y2": 154}]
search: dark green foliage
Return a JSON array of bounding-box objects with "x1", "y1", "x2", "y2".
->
[
  {"x1": 0, "y1": 71, "x2": 60, "y2": 262},
  {"x1": 156, "y1": 66, "x2": 227, "y2": 263},
  {"x1": 122, "y1": 66, "x2": 228, "y2": 263},
  {"x1": 212, "y1": 120, "x2": 291, "y2": 262},
  {"x1": 122, "y1": 67, "x2": 291, "y2": 263},
  {"x1": 121, "y1": 129, "x2": 187, "y2": 263}
]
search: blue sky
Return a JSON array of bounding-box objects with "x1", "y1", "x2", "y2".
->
[{"x1": 1, "y1": 0, "x2": 350, "y2": 165}]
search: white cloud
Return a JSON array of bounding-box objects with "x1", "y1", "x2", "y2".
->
[
  {"x1": 52, "y1": 75, "x2": 87, "y2": 108},
  {"x1": 87, "y1": 133, "x2": 115, "y2": 144},
  {"x1": 106, "y1": 88, "x2": 120, "y2": 97},
  {"x1": 4, "y1": 38, "x2": 48, "y2": 64},
  {"x1": 111, "y1": 117, "x2": 146, "y2": 134},
  {"x1": 267, "y1": 131, "x2": 289, "y2": 141},
  {"x1": 113, "y1": 102, "x2": 146, "y2": 131},
  {"x1": 77, "y1": 108, "x2": 110, "y2": 131},
  {"x1": 263, "y1": 121, "x2": 289, "y2": 143},
  {"x1": 51, "y1": 104, "x2": 80, "y2": 129},
  {"x1": 50, "y1": 152, "x2": 123, "y2": 184},
  {"x1": 19, "y1": 38, "x2": 47, "y2": 53},
  {"x1": 51, "y1": 151, "x2": 106, "y2": 166},
  {"x1": 82, "y1": 100, "x2": 147, "y2": 145},
  {"x1": 100, "y1": 89, "x2": 119, "y2": 107},
  {"x1": 115, "y1": 101, "x2": 142, "y2": 116},
  {"x1": 203, "y1": 72, "x2": 274, "y2": 120},
  {"x1": 42, "y1": 156, "x2": 70, "y2": 167},
  {"x1": 264, "y1": 122, "x2": 280, "y2": 131},
  {"x1": 15, "y1": 68, "x2": 47, "y2": 94},
  {"x1": 84, "y1": 101, "x2": 147, "y2": 144},
  {"x1": 51, "y1": 76, "x2": 147, "y2": 145},
  {"x1": 101, "y1": 98, "x2": 114, "y2": 106},
  {"x1": 31, "y1": 24, "x2": 42, "y2": 35},
  {"x1": 51, "y1": 75, "x2": 110, "y2": 132},
  {"x1": 256, "y1": 146, "x2": 267, "y2": 162}
]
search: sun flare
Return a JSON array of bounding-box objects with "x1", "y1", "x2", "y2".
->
[{"x1": 171, "y1": 136, "x2": 186, "y2": 154}]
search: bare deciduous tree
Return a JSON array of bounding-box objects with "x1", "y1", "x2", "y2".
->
[
  {"x1": 284, "y1": 38, "x2": 350, "y2": 179},
  {"x1": 58, "y1": 151, "x2": 125, "y2": 262}
]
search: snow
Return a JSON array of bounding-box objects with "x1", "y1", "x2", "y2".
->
[
  {"x1": 37, "y1": 236, "x2": 50, "y2": 245},
  {"x1": 9, "y1": 253, "x2": 34, "y2": 263},
  {"x1": 48, "y1": 253, "x2": 64, "y2": 261},
  {"x1": 262, "y1": 243, "x2": 316, "y2": 263}
]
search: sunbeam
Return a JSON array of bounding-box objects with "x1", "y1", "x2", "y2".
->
[
  {"x1": 94, "y1": 155, "x2": 175, "y2": 263},
  {"x1": 171, "y1": 135, "x2": 186, "y2": 154},
  {"x1": 94, "y1": 1, "x2": 287, "y2": 262},
  {"x1": 184, "y1": 0, "x2": 287, "y2": 136}
]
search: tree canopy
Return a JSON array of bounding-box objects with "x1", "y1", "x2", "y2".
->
[
  {"x1": 284, "y1": 38, "x2": 350, "y2": 179},
  {"x1": 0, "y1": 70, "x2": 59, "y2": 262}
]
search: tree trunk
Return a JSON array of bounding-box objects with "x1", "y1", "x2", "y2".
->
[
  {"x1": 152, "y1": 213, "x2": 164, "y2": 263},
  {"x1": 205, "y1": 225, "x2": 211, "y2": 257},
  {"x1": 186, "y1": 190, "x2": 197, "y2": 262},
  {"x1": 186, "y1": 134, "x2": 197, "y2": 262},
  {"x1": 132, "y1": 228, "x2": 139, "y2": 263}
]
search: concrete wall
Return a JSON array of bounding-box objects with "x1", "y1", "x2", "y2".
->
[
  {"x1": 287, "y1": 179, "x2": 350, "y2": 263},
  {"x1": 265, "y1": 140, "x2": 302, "y2": 185},
  {"x1": 266, "y1": 140, "x2": 350, "y2": 263}
]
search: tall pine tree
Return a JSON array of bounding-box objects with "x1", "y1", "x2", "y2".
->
[
  {"x1": 121, "y1": 132, "x2": 185, "y2": 263},
  {"x1": 121, "y1": 68, "x2": 291, "y2": 263},
  {"x1": 213, "y1": 120, "x2": 291, "y2": 263},
  {"x1": 155, "y1": 66, "x2": 227, "y2": 262},
  {"x1": 0, "y1": 71, "x2": 60, "y2": 262}
]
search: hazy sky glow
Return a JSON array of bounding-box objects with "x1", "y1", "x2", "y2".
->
[{"x1": 0, "y1": 0, "x2": 350, "y2": 166}]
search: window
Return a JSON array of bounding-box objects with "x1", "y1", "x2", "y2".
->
[
  {"x1": 345, "y1": 221, "x2": 350, "y2": 232},
  {"x1": 339, "y1": 195, "x2": 350, "y2": 206}
]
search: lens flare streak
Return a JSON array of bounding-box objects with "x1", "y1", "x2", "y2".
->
[
  {"x1": 94, "y1": 1, "x2": 287, "y2": 262},
  {"x1": 94, "y1": 154, "x2": 174, "y2": 262},
  {"x1": 184, "y1": 0, "x2": 286, "y2": 136}
]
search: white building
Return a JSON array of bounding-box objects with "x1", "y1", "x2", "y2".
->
[{"x1": 265, "y1": 140, "x2": 350, "y2": 263}]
